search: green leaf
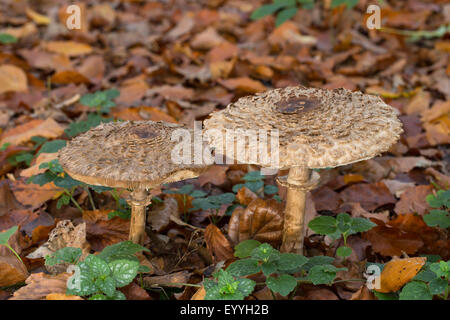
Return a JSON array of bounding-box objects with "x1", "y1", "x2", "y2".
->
[
  {"x1": 110, "y1": 290, "x2": 126, "y2": 300},
  {"x1": 275, "y1": 7, "x2": 298, "y2": 26},
  {"x1": 243, "y1": 171, "x2": 264, "y2": 182},
  {"x1": 45, "y1": 247, "x2": 82, "y2": 266},
  {"x1": 108, "y1": 209, "x2": 131, "y2": 220},
  {"x1": 65, "y1": 114, "x2": 113, "y2": 137},
  {"x1": 399, "y1": 281, "x2": 432, "y2": 300},
  {"x1": 234, "y1": 240, "x2": 261, "y2": 258},
  {"x1": 190, "y1": 190, "x2": 207, "y2": 198},
  {"x1": 37, "y1": 140, "x2": 66, "y2": 155},
  {"x1": 0, "y1": 33, "x2": 18, "y2": 44},
  {"x1": 429, "y1": 278, "x2": 447, "y2": 295},
  {"x1": 261, "y1": 261, "x2": 278, "y2": 276},
  {"x1": 373, "y1": 291, "x2": 398, "y2": 300},
  {"x1": 0, "y1": 226, "x2": 18, "y2": 245},
  {"x1": 307, "y1": 264, "x2": 346, "y2": 285},
  {"x1": 413, "y1": 268, "x2": 436, "y2": 283},
  {"x1": 264, "y1": 184, "x2": 278, "y2": 195},
  {"x1": 89, "y1": 294, "x2": 108, "y2": 300},
  {"x1": 276, "y1": 253, "x2": 308, "y2": 271},
  {"x1": 426, "y1": 190, "x2": 450, "y2": 208},
  {"x1": 245, "y1": 181, "x2": 264, "y2": 193},
  {"x1": 98, "y1": 241, "x2": 149, "y2": 263},
  {"x1": 27, "y1": 171, "x2": 56, "y2": 186},
  {"x1": 331, "y1": 0, "x2": 358, "y2": 9},
  {"x1": 336, "y1": 246, "x2": 352, "y2": 258},
  {"x1": 266, "y1": 274, "x2": 298, "y2": 296},
  {"x1": 232, "y1": 184, "x2": 245, "y2": 193},
  {"x1": 88, "y1": 185, "x2": 113, "y2": 193},
  {"x1": 251, "y1": 243, "x2": 280, "y2": 262},
  {"x1": 0, "y1": 142, "x2": 11, "y2": 151},
  {"x1": 227, "y1": 259, "x2": 260, "y2": 277},
  {"x1": 84, "y1": 255, "x2": 110, "y2": 278},
  {"x1": 53, "y1": 174, "x2": 84, "y2": 189},
  {"x1": 237, "y1": 278, "x2": 256, "y2": 298},
  {"x1": 109, "y1": 260, "x2": 139, "y2": 287},
  {"x1": 301, "y1": 255, "x2": 335, "y2": 271},
  {"x1": 56, "y1": 194, "x2": 71, "y2": 209},
  {"x1": 349, "y1": 217, "x2": 376, "y2": 234},
  {"x1": 308, "y1": 216, "x2": 337, "y2": 235},
  {"x1": 423, "y1": 210, "x2": 450, "y2": 229},
  {"x1": 96, "y1": 276, "x2": 116, "y2": 297},
  {"x1": 297, "y1": 0, "x2": 314, "y2": 10},
  {"x1": 67, "y1": 263, "x2": 97, "y2": 296}
]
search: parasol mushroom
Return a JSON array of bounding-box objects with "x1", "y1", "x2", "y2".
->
[
  {"x1": 204, "y1": 86, "x2": 403, "y2": 254},
  {"x1": 58, "y1": 120, "x2": 209, "y2": 244}
]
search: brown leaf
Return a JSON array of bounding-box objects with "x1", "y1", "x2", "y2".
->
[
  {"x1": 311, "y1": 186, "x2": 340, "y2": 212},
  {"x1": 191, "y1": 27, "x2": 225, "y2": 50},
  {"x1": 148, "y1": 197, "x2": 178, "y2": 232},
  {"x1": 363, "y1": 225, "x2": 424, "y2": 257},
  {"x1": 0, "y1": 65, "x2": 28, "y2": 95},
  {"x1": 112, "y1": 106, "x2": 177, "y2": 123},
  {"x1": 0, "y1": 180, "x2": 24, "y2": 216},
  {"x1": 339, "y1": 182, "x2": 396, "y2": 212},
  {"x1": 82, "y1": 210, "x2": 130, "y2": 251},
  {"x1": 235, "y1": 186, "x2": 258, "y2": 206},
  {"x1": 228, "y1": 199, "x2": 283, "y2": 246},
  {"x1": 191, "y1": 286, "x2": 206, "y2": 300},
  {"x1": 42, "y1": 41, "x2": 93, "y2": 57},
  {"x1": 0, "y1": 118, "x2": 65, "y2": 146},
  {"x1": 424, "y1": 168, "x2": 450, "y2": 190},
  {"x1": 50, "y1": 70, "x2": 90, "y2": 85},
  {"x1": 204, "y1": 224, "x2": 234, "y2": 262},
  {"x1": 198, "y1": 165, "x2": 229, "y2": 187},
  {"x1": 219, "y1": 77, "x2": 266, "y2": 94},
  {"x1": 120, "y1": 282, "x2": 152, "y2": 300},
  {"x1": 394, "y1": 185, "x2": 433, "y2": 215},
  {"x1": 10, "y1": 178, "x2": 63, "y2": 209},
  {"x1": 350, "y1": 285, "x2": 375, "y2": 300},
  {"x1": 20, "y1": 152, "x2": 58, "y2": 177},
  {"x1": 9, "y1": 272, "x2": 70, "y2": 300},
  {"x1": 0, "y1": 250, "x2": 29, "y2": 287},
  {"x1": 403, "y1": 90, "x2": 431, "y2": 115},
  {"x1": 143, "y1": 270, "x2": 191, "y2": 288},
  {"x1": 375, "y1": 257, "x2": 426, "y2": 293}
]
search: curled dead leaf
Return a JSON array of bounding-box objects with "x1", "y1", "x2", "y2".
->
[
  {"x1": 235, "y1": 186, "x2": 257, "y2": 206},
  {"x1": 228, "y1": 198, "x2": 283, "y2": 246},
  {"x1": 204, "y1": 224, "x2": 234, "y2": 262},
  {"x1": 45, "y1": 293, "x2": 83, "y2": 300},
  {"x1": 9, "y1": 272, "x2": 70, "y2": 300},
  {"x1": 0, "y1": 249, "x2": 28, "y2": 287}
]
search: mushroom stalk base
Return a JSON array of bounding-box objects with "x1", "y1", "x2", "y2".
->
[
  {"x1": 128, "y1": 189, "x2": 151, "y2": 244},
  {"x1": 279, "y1": 167, "x2": 311, "y2": 254}
]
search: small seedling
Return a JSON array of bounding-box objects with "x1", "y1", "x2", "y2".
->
[
  {"x1": 204, "y1": 240, "x2": 348, "y2": 299},
  {"x1": 190, "y1": 192, "x2": 236, "y2": 224},
  {"x1": 424, "y1": 189, "x2": 450, "y2": 229},
  {"x1": 80, "y1": 89, "x2": 120, "y2": 114},
  {"x1": 0, "y1": 226, "x2": 22, "y2": 262},
  {"x1": 232, "y1": 171, "x2": 278, "y2": 198},
  {"x1": 308, "y1": 213, "x2": 376, "y2": 259},
  {"x1": 45, "y1": 241, "x2": 149, "y2": 300}
]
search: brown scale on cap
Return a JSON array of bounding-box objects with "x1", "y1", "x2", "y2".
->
[
  {"x1": 58, "y1": 121, "x2": 210, "y2": 190},
  {"x1": 204, "y1": 86, "x2": 403, "y2": 169}
]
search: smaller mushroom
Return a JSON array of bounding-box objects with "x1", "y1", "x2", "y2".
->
[
  {"x1": 204, "y1": 86, "x2": 403, "y2": 254},
  {"x1": 58, "y1": 121, "x2": 209, "y2": 244}
]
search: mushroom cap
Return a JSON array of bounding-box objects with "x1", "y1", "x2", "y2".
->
[
  {"x1": 204, "y1": 86, "x2": 403, "y2": 169},
  {"x1": 59, "y1": 121, "x2": 210, "y2": 189}
]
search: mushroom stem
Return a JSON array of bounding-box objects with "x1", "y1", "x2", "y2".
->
[
  {"x1": 128, "y1": 189, "x2": 151, "y2": 244},
  {"x1": 280, "y1": 166, "x2": 311, "y2": 254}
]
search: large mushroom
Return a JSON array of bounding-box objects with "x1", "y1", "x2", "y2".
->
[
  {"x1": 58, "y1": 121, "x2": 209, "y2": 244},
  {"x1": 204, "y1": 86, "x2": 403, "y2": 254}
]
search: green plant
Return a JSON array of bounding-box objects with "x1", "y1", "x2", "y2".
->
[
  {"x1": 308, "y1": 213, "x2": 376, "y2": 259},
  {"x1": 250, "y1": 0, "x2": 359, "y2": 27},
  {"x1": 0, "y1": 142, "x2": 11, "y2": 151},
  {"x1": 0, "y1": 33, "x2": 18, "y2": 44},
  {"x1": 204, "y1": 240, "x2": 348, "y2": 300},
  {"x1": 164, "y1": 184, "x2": 207, "y2": 221},
  {"x1": 0, "y1": 226, "x2": 22, "y2": 262},
  {"x1": 7, "y1": 136, "x2": 48, "y2": 167},
  {"x1": 80, "y1": 89, "x2": 120, "y2": 114},
  {"x1": 424, "y1": 189, "x2": 450, "y2": 229},
  {"x1": 45, "y1": 241, "x2": 150, "y2": 300},
  {"x1": 190, "y1": 192, "x2": 236, "y2": 224},
  {"x1": 232, "y1": 171, "x2": 279, "y2": 198},
  {"x1": 65, "y1": 113, "x2": 114, "y2": 138}
]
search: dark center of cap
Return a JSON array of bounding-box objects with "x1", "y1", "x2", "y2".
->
[
  {"x1": 130, "y1": 127, "x2": 159, "y2": 139},
  {"x1": 275, "y1": 95, "x2": 319, "y2": 114}
]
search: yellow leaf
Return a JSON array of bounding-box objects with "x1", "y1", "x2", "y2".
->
[
  {"x1": 375, "y1": 257, "x2": 426, "y2": 293},
  {"x1": 46, "y1": 293, "x2": 83, "y2": 300},
  {"x1": 42, "y1": 41, "x2": 93, "y2": 57},
  {"x1": 26, "y1": 7, "x2": 51, "y2": 25}
]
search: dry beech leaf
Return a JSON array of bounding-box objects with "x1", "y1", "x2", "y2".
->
[
  {"x1": 45, "y1": 293, "x2": 83, "y2": 300},
  {"x1": 10, "y1": 178, "x2": 63, "y2": 209},
  {"x1": 218, "y1": 77, "x2": 267, "y2": 94},
  {"x1": 120, "y1": 282, "x2": 152, "y2": 300},
  {"x1": 82, "y1": 210, "x2": 130, "y2": 251},
  {"x1": 20, "y1": 152, "x2": 58, "y2": 178},
  {"x1": 198, "y1": 165, "x2": 229, "y2": 187},
  {"x1": 25, "y1": 7, "x2": 51, "y2": 25},
  {"x1": 148, "y1": 197, "x2": 178, "y2": 232},
  {"x1": 0, "y1": 249, "x2": 29, "y2": 287},
  {"x1": 0, "y1": 118, "x2": 65, "y2": 146},
  {"x1": 143, "y1": 270, "x2": 191, "y2": 288},
  {"x1": 0, "y1": 64, "x2": 28, "y2": 95},
  {"x1": 27, "y1": 220, "x2": 90, "y2": 274},
  {"x1": 339, "y1": 182, "x2": 396, "y2": 212},
  {"x1": 112, "y1": 106, "x2": 177, "y2": 123},
  {"x1": 375, "y1": 257, "x2": 426, "y2": 293},
  {"x1": 42, "y1": 41, "x2": 93, "y2": 57},
  {"x1": 50, "y1": 70, "x2": 90, "y2": 85},
  {"x1": 204, "y1": 224, "x2": 234, "y2": 262},
  {"x1": 394, "y1": 185, "x2": 433, "y2": 215},
  {"x1": 228, "y1": 198, "x2": 283, "y2": 246},
  {"x1": 350, "y1": 285, "x2": 375, "y2": 300},
  {"x1": 236, "y1": 186, "x2": 258, "y2": 206},
  {"x1": 10, "y1": 272, "x2": 71, "y2": 300},
  {"x1": 191, "y1": 286, "x2": 206, "y2": 300}
]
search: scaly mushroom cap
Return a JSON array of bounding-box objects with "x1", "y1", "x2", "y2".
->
[
  {"x1": 59, "y1": 121, "x2": 210, "y2": 189},
  {"x1": 204, "y1": 86, "x2": 403, "y2": 169}
]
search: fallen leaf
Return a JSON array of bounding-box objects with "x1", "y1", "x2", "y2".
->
[
  {"x1": 45, "y1": 293, "x2": 83, "y2": 300},
  {"x1": 0, "y1": 65, "x2": 28, "y2": 95},
  {"x1": 112, "y1": 106, "x2": 177, "y2": 123},
  {"x1": 394, "y1": 185, "x2": 433, "y2": 215},
  {"x1": 404, "y1": 90, "x2": 431, "y2": 115},
  {"x1": 0, "y1": 250, "x2": 28, "y2": 287},
  {"x1": 204, "y1": 224, "x2": 234, "y2": 262},
  {"x1": 20, "y1": 152, "x2": 59, "y2": 177},
  {"x1": 143, "y1": 270, "x2": 191, "y2": 288},
  {"x1": 9, "y1": 272, "x2": 71, "y2": 300},
  {"x1": 50, "y1": 70, "x2": 90, "y2": 85},
  {"x1": 191, "y1": 27, "x2": 225, "y2": 50},
  {"x1": 0, "y1": 118, "x2": 65, "y2": 146},
  {"x1": 228, "y1": 199, "x2": 283, "y2": 246},
  {"x1": 235, "y1": 186, "x2": 258, "y2": 206},
  {"x1": 339, "y1": 182, "x2": 396, "y2": 212},
  {"x1": 350, "y1": 285, "x2": 375, "y2": 300},
  {"x1": 198, "y1": 165, "x2": 229, "y2": 187},
  {"x1": 10, "y1": 178, "x2": 63, "y2": 209},
  {"x1": 120, "y1": 282, "x2": 152, "y2": 300},
  {"x1": 191, "y1": 286, "x2": 206, "y2": 300},
  {"x1": 82, "y1": 210, "x2": 130, "y2": 251},
  {"x1": 311, "y1": 186, "x2": 340, "y2": 212},
  {"x1": 42, "y1": 41, "x2": 93, "y2": 57},
  {"x1": 26, "y1": 7, "x2": 51, "y2": 25},
  {"x1": 375, "y1": 257, "x2": 426, "y2": 293},
  {"x1": 219, "y1": 77, "x2": 266, "y2": 94},
  {"x1": 148, "y1": 197, "x2": 178, "y2": 232}
]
